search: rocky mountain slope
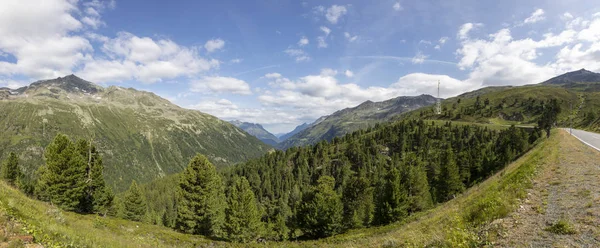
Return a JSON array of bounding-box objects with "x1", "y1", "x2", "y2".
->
[
  {"x1": 230, "y1": 120, "x2": 279, "y2": 146},
  {"x1": 0, "y1": 75, "x2": 270, "y2": 191},
  {"x1": 277, "y1": 94, "x2": 438, "y2": 149},
  {"x1": 278, "y1": 122, "x2": 310, "y2": 142}
]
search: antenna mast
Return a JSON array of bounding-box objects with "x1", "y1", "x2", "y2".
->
[{"x1": 436, "y1": 80, "x2": 441, "y2": 115}]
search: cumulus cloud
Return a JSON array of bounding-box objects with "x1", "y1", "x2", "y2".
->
[
  {"x1": 298, "y1": 36, "x2": 309, "y2": 46},
  {"x1": 80, "y1": 32, "x2": 219, "y2": 83},
  {"x1": 284, "y1": 48, "x2": 310, "y2": 62},
  {"x1": 190, "y1": 76, "x2": 252, "y2": 95},
  {"x1": 393, "y1": 2, "x2": 403, "y2": 11},
  {"x1": 523, "y1": 9, "x2": 545, "y2": 24},
  {"x1": 458, "y1": 23, "x2": 483, "y2": 40},
  {"x1": 345, "y1": 70, "x2": 354, "y2": 78},
  {"x1": 320, "y1": 26, "x2": 331, "y2": 36},
  {"x1": 204, "y1": 39, "x2": 225, "y2": 53},
  {"x1": 325, "y1": 5, "x2": 347, "y2": 24}
]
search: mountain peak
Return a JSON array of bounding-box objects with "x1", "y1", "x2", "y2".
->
[
  {"x1": 541, "y1": 69, "x2": 600, "y2": 85},
  {"x1": 28, "y1": 74, "x2": 103, "y2": 94}
]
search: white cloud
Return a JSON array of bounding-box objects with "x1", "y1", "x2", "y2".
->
[
  {"x1": 320, "y1": 26, "x2": 331, "y2": 36},
  {"x1": 523, "y1": 9, "x2": 545, "y2": 24},
  {"x1": 265, "y1": 73, "x2": 282, "y2": 79},
  {"x1": 439, "y1": 36, "x2": 449, "y2": 44},
  {"x1": 345, "y1": 70, "x2": 354, "y2": 78},
  {"x1": 204, "y1": 39, "x2": 225, "y2": 53},
  {"x1": 317, "y1": 37, "x2": 328, "y2": 48},
  {"x1": 393, "y1": 2, "x2": 403, "y2": 11},
  {"x1": 190, "y1": 76, "x2": 252, "y2": 95},
  {"x1": 284, "y1": 48, "x2": 310, "y2": 62},
  {"x1": 458, "y1": 23, "x2": 483, "y2": 40},
  {"x1": 80, "y1": 32, "x2": 219, "y2": 83},
  {"x1": 578, "y1": 18, "x2": 600, "y2": 42},
  {"x1": 411, "y1": 51, "x2": 428, "y2": 64},
  {"x1": 230, "y1": 58, "x2": 243, "y2": 64},
  {"x1": 325, "y1": 5, "x2": 347, "y2": 24},
  {"x1": 344, "y1": 32, "x2": 358, "y2": 42},
  {"x1": 298, "y1": 36, "x2": 309, "y2": 47},
  {"x1": 562, "y1": 12, "x2": 574, "y2": 20}
]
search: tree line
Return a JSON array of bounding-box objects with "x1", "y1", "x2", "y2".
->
[{"x1": 1, "y1": 119, "x2": 543, "y2": 243}]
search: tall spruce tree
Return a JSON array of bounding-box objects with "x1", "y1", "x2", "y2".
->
[
  {"x1": 297, "y1": 176, "x2": 343, "y2": 238},
  {"x1": 37, "y1": 134, "x2": 87, "y2": 212},
  {"x1": 224, "y1": 176, "x2": 263, "y2": 242},
  {"x1": 342, "y1": 176, "x2": 374, "y2": 228},
  {"x1": 122, "y1": 180, "x2": 147, "y2": 221},
  {"x1": 437, "y1": 146, "x2": 464, "y2": 201},
  {"x1": 175, "y1": 154, "x2": 226, "y2": 237},
  {"x1": 75, "y1": 139, "x2": 114, "y2": 214},
  {"x1": 1, "y1": 152, "x2": 19, "y2": 185},
  {"x1": 402, "y1": 153, "x2": 432, "y2": 213},
  {"x1": 374, "y1": 161, "x2": 409, "y2": 225}
]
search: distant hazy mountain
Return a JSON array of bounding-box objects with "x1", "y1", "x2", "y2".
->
[
  {"x1": 0, "y1": 75, "x2": 270, "y2": 191},
  {"x1": 230, "y1": 121, "x2": 279, "y2": 146},
  {"x1": 277, "y1": 94, "x2": 438, "y2": 149},
  {"x1": 278, "y1": 123, "x2": 310, "y2": 141}
]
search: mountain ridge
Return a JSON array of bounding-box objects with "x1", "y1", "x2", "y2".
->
[
  {"x1": 277, "y1": 94, "x2": 439, "y2": 149},
  {"x1": 0, "y1": 75, "x2": 271, "y2": 191},
  {"x1": 230, "y1": 120, "x2": 279, "y2": 146}
]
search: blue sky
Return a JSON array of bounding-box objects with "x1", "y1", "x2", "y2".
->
[{"x1": 1, "y1": 0, "x2": 599, "y2": 133}]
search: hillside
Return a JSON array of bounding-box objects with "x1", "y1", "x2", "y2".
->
[
  {"x1": 0, "y1": 75, "x2": 270, "y2": 191},
  {"x1": 401, "y1": 70, "x2": 600, "y2": 132},
  {"x1": 2, "y1": 126, "x2": 577, "y2": 247},
  {"x1": 277, "y1": 94, "x2": 438, "y2": 149},
  {"x1": 230, "y1": 120, "x2": 278, "y2": 146}
]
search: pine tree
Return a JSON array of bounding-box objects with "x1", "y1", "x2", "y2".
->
[
  {"x1": 175, "y1": 154, "x2": 226, "y2": 237},
  {"x1": 437, "y1": 146, "x2": 464, "y2": 201},
  {"x1": 1, "y1": 152, "x2": 19, "y2": 185},
  {"x1": 297, "y1": 176, "x2": 343, "y2": 238},
  {"x1": 224, "y1": 176, "x2": 263, "y2": 242},
  {"x1": 343, "y1": 176, "x2": 374, "y2": 228},
  {"x1": 374, "y1": 162, "x2": 409, "y2": 225},
  {"x1": 37, "y1": 134, "x2": 87, "y2": 212},
  {"x1": 122, "y1": 180, "x2": 147, "y2": 221},
  {"x1": 402, "y1": 153, "x2": 432, "y2": 213},
  {"x1": 75, "y1": 139, "x2": 113, "y2": 214}
]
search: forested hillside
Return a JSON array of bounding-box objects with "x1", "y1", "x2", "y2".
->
[{"x1": 138, "y1": 119, "x2": 540, "y2": 241}]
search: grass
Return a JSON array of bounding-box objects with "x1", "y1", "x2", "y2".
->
[
  {"x1": 0, "y1": 181, "x2": 219, "y2": 248},
  {"x1": 545, "y1": 219, "x2": 577, "y2": 235}
]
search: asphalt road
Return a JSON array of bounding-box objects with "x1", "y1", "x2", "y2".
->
[{"x1": 565, "y1": 128, "x2": 600, "y2": 152}]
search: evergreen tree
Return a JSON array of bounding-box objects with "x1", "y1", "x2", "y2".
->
[
  {"x1": 297, "y1": 176, "x2": 343, "y2": 238},
  {"x1": 437, "y1": 146, "x2": 464, "y2": 201},
  {"x1": 175, "y1": 154, "x2": 226, "y2": 237},
  {"x1": 402, "y1": 153, "x2": 432, "y2": 213},
  {"x1": 36, "y1": 134, "x2": 87, "y2": 212},
  {"x1": 342, "y1": 176, "x2": 374, "y2": 228},
  {"x1": 1, "y1": 152, "x2": 19, "y2": 185},
  {"x1": 75, "y1": 139, "x2": 114, "y2": 214},
  {"x1": 122, "y1": 180, "x2": 147, "y2": 221},
  {"x1": 374, "y1": 162, "x2": 408, "y2": 225},
  {"x1": 538, "y1": 98, "x2": 561, "y2": 138},
  {"x1": 224, "y1": 176, "x2": 263, "y2": 242}
]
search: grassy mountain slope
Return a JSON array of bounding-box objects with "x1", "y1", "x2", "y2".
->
[
  {"x1": 230, "y1": 121, "x2": 278, "y2": 146},
  {"x1": 402, "y1": 84, "x2": 600, "y2": 131},
  {"x1": 278, "y1": 94, "x2": 438, "y2": 149},
  {"x1": 0, "y1": 75, "x2": 270, "y2": 191},
  {"x1": 278, "y1": 123, "x2": 310, "y2": 141}
]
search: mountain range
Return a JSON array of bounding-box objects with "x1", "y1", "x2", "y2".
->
[
  {"x1": 0, "y1": 75, "x2": 270, "y2": 191},
  {"x1": 229, "y1": 120, "x2": 279, "y2": 146},
  {"x1": 277, "y1": 94, "x2": 439, "y2": 149}
]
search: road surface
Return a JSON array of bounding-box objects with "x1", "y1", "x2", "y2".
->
[{"x1": 564, "y1": 128, "x2": 600, "y2": 152}]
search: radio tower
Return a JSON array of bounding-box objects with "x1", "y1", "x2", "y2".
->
[{"x1": 436, "y1": 80, "x2": 441, "y2": 115}]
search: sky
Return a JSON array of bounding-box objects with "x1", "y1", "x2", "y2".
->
[{"x1": 1, "y1": 0, "x2": 600, "y2": 134}]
